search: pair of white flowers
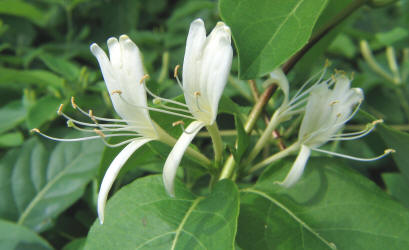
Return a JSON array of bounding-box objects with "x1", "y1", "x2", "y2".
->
[{"x1": 90, "y1": 19, "x2": 232, "y2": 224}]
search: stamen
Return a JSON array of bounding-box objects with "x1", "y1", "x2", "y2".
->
[
  {"x1": 311, "y1": 147, "x2": 395, "y2": 162},
  {"x1": 174, "y1": 65, "x2": 180, "y2": 78},
  {"x1": 139, "y1": 74, "x2": 150, "y2": 84},
  {"x1": 194, "y1": 91, "x2": 205, "y2": 112},
  {"x1": 115, "y1": 92, "x2": 195, "y2": 120},
  {"x1": 331, "y1": 119, "x2": 383, "y2": 141},
  {"x1": 57, "y1": 104, "x2": 64, "y2": 115},
  {"x1": 141, "y1": 76, "x2": 188, "y2": 108},
  {"x1": 71, "y1": 96, "x2": 77, "y2": 109},
  {"x1": 172, "y1": 120, "x2": 185, "y2": 127},
  {"x1": 111, "y1": 90, "x2": 122, "y2": 95},
  {"x1": 94, "y1": 129, "x2": 106, "y2": 138},
  {"x1": 174, "y1": 65, "x2": 183, "y2": 89},
  {"x1": 330, "y1": 100, "x2": 339, "y2": 106}
]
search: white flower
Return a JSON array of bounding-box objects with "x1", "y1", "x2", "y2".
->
[
  {"x1": 90, "y1": 35, "x2": 161, "y2": 224},
  {"x1": 277, "y1": 74, "x2": 392, "y2": 187},
  {"x1": 162, "y1": 19, "x2": 233, "y2": 196}
]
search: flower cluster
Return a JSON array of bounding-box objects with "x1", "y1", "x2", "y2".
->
[{"x1": 31, "y1": 18, "x2": 393, "y2": 226}]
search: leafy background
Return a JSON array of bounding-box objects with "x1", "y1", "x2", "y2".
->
[{"x1": 0, "y1": 0, "x2": 409, "y2": 249}]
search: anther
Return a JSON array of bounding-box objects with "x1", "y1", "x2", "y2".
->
[
  {"x1": 111, "y1": 90, "x2": 122, "y2": 95},
  {"x1": 71, "y1": 96, "x2": 77, "y2": 109},
  {"x1": 385, "y1": 149, "x2": 396, "y2": 154},
  {"x1": 194, "y1": 91, "x2": 201, "y2": 97},
  {"x1": 372, "y1": 119, "x2": 383, "y2": 125},
  {"x1": 172, "y1": 120, "x2": 185, "y2": 127},
  {"x1": 324, "y1": 59, "x2": 331, "y2": 67},
  {"x1": 330, "y1": 100, "x2": 339, "y2": 106},
  {"x1": 174, "y1": 65, "x2": 180, "y2": 78},
  {"x1": 336, "y1": 113, "x2": 342, "y2": 118},
  {"x1": 153, "y1": 98, "x2": 161, "y2": 105},
  {"x1": 94, "y1": 129, "x2": 105, "y2": 138},
  {"x1": 67, "y1": 120, "x2": 75, "y2": 127},
  {"x1": 57, "y1": 104, "x2": 64, "y2": 115},
  {"x1": 140, "y1": 74, "x2": 150, "y2": 84},
  {"x1": 31, "y1": 128, "x2": 40, "y2": 133},
  {"x1": 89, "y1": 110, "x2": 98, "y2": 123}
]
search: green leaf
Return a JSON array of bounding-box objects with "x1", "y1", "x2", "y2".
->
[
  {"x1": 0, "y1": 136, "x2": 104, "y2": 232},
  {"x1": 0, "y1": 219, "x2": 53, "y2": 250},
  {"x1": 39, "y1": 54, "x2": 81, "y2": 82},
  {"x1": 0, "y1": 67, "x2": 64, "y2": 90},
  {"x1": 0, "y1": 0, "x2": 51, "y2": 27},
  {"x1": 0, "y1": 131, "x2": 24, "y2": 147},
  {"x1": 219, "y1": 0, "x2": 328, "y2": 79},
  {"x1": 26, "y1": 95, "x2": 64, "y2": 129},
  {"x1": 383, "y1": 173, "x2": 409, "y2": 208},
  {"x1": 237, "y1": 158, "x2": 409, "y2": 249},
  {"x1": 0, "y1": 100, "x2": 26, "y2": 134},
  {"x1": 360, "y1": 110, "x2": 409, "y2": 181},
  {"x1": 85, "y1": 175, "x2": 239, "y2": 249}
]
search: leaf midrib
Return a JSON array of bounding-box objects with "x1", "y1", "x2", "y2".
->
[
  {"x1": 241, "y1": 0, "x2": 305, "y2": 76},
  {"x1": 17, "y1": 146, "x2": 89, "y2": 226},
  {"x1": 241, "y1": 188, "x2": 336, "y2": 249}
]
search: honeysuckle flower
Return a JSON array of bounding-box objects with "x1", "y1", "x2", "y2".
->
[
  {"x1": 277, "y1": 74, "x2": 393, "y2": 187},
  {"x1": 162, "y1": 19, "x2": 233, "y2": 196},
  {"x1": 32, "y1": 35, "x2": 164, "y2": 224}
]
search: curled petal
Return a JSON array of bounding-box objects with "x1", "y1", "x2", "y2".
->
[
  {"x1": 98, "y1": 138, "x2": 153, "y2": 224},
  {"x1": 162, "y1": 121, "x2": 205, "y2": 196},
  {"x1": 269, "y1": 68, "x2": 289, "y2": 106},
  {"x1": 276, "y1": 145, "x2": 311, "y2": 188}
]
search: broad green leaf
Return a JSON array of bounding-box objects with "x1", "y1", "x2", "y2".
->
[
  {"x1": 383, "y1": 173, "x2": 409, "y2": 208},
  {"x1": 237, "y1": 158, "x2": 409, "y2": 249},
  {"x1": 85, "y1": 175, "x2": 239, "y2": 249},
  {"x1": 0, "y1": 131, "x2": 23, "y2": 147},
  {"x1": 0, "y1": 0, "x2": 51, "y2": 27},
  {"x1": 0, "y1": 100, "x2": 26, "y2": 134},
  {"x1": 0, "y1": 136, "x2": 104, "y2": 232},
  {"x1": 26, "y1": 95, "x2": 64, "y2": 129},
  {"x1": 0, "y1": 67, "x2": 64, "y2": 90},
  {"x1": 0, "y1": 219, "x2": 53, "y2": 250},
  {"x1": 219, "y1": 0, "x2": 328, "y2": 79}
]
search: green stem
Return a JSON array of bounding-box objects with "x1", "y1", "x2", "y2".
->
[
  {"x1": 206, "y1": 122, "x2": 223, "y2": 167},
  {"x1": 247, "y1": 142, "x2": 300, "y2": 174},
  {"x1": 245, "y1": 110, "x2": 282, "y2": 164},
  {"x1": 155, "y1": 125, "x2": 212, "y2": 168},
  {"x1": 360, "y1": 40, "x2": 396, "y2": 83},
  {"x1": 158, "y1": 51, "x2": 170, "y2": 83}
]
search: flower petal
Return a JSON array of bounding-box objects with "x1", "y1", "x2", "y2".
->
[
  {"x1": 98, "y1": 138, "x2": 153, "y2": 224},
  {"x1": 162, "y1": 121, "x2": 205, "y2": 197},
  {"x1": 270, "y1": 68, "x2": 289, "y2": 106},
  {"x1": 276, "y1": 145, "x2": 311, "y2": 188}
]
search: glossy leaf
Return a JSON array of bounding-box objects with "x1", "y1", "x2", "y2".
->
[
  {"x1": 237, "y1": 158, "x2": 409, "y2": 249},
  {"x1": 0, "y1": 136, "x2": 104, "y2": 232},
  {"x1": 85, "y1": 175, "x2": 239, "y2": 249},
  {"x1": 0, "y1": 219, "x2": 53, "y2": 250},
  {"x1": 219, "y1": 0, "x2": 328, "y2": 79}
]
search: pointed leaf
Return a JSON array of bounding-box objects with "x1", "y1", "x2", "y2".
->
[
  {"x1": 237, "y1": 158, "x2": 409, "y2": 249},
  {"x1": 219, "y1": 0, "x2": 328, "y2": 79},
  {"x1": 0, "y1": 136, "x2": 104, "y2": 232},
  {"x1": 85, "y1": 175, "x2": 239, "y2": 249},
  {"x1": 0, "y1": 219, "x2": 53, "y2": 250}
]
